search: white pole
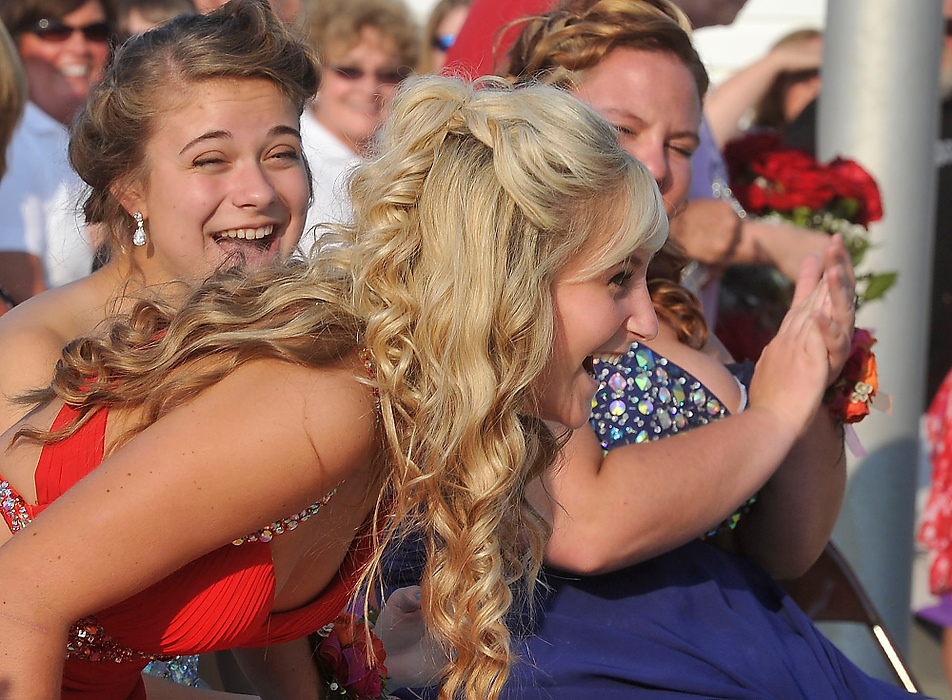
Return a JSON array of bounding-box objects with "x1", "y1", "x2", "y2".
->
[{"x1": 818, "y1": 0, "x2": 943, "y2": 676}]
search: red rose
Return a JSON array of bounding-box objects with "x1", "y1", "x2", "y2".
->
[
  {"x1": 828, "y1": 158, "x2": 883, "y2": 225},
  {"x1": 725, "y1": 131, "x2": 784, "y2": 182},
  {"x1": 317, "y1": 613, "x2": 388, "y2": 699}
]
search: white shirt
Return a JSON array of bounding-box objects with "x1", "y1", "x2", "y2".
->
[
  {"x1": 0, "y1": 102, "x2": 93, "y2": 288},
  {"x1": 299, "y1": 108, "x2": 361, "y2": 256}
]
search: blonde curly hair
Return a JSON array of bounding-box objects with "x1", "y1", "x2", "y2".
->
[{"x1": 23, "y1": 75, "x2": 666, "y2": 699}]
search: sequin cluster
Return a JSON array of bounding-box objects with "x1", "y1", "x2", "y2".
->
[
  {"x1": 67, "y1": 616, "x2": 172, "y2": 663},
  {"x1": 0, "y1": 479, "x2": 31, "y2": 532},
  {"x1": 591, "y1": 344, "x2": 725, "y2": 446},
  {"x1": 590, "y1": 342, "x2": 755, "y2": 534},
  {"x1": 232, "y1": 487, "x2": 338, "y2": 545}
]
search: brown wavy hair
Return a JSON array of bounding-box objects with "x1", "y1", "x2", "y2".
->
[
  {"x1": 505, "y1": 0, "x2": 708, "y2": 99},
  {"x1": 22, "y1": 75, "x2": 667, "y2": 699}
]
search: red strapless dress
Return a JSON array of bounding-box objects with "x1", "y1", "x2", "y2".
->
[{"x1": 0, "y1": 404, "x2": 370, "y2": 699}]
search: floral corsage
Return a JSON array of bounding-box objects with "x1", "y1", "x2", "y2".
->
[
  {"x1": 825, "y1": 327, "x2": 882, "y2": 424},
  {"x1": 314, "y1": 611, "x2": 389, "y2": 699}
]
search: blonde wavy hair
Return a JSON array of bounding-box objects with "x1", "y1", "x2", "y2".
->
[
  {"x1": 23, "y1": 75, "x2": 666, "y2": 699},
  {"x1": 506, "y1": 0, "x2": 710, "y2": 349}
]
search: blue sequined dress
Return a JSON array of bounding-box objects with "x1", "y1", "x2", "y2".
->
[{"x1": 390, "y1": 342, "x2": 917, "y2": 699}]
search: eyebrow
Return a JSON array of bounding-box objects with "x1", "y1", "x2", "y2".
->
[{"x1": 179, "y1": 125, "x2": 302, "y2": 155}]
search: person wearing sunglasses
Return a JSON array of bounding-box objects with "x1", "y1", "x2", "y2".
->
[
  {"x1": 419, "y1": 0, "x2": 471, "y2": 74},
  {"x1": 0, "y1": 0, "x2": 114, "y2": 306},
  {"x1": 298, "y1": 0, "x2": 416, "y2": 255}
]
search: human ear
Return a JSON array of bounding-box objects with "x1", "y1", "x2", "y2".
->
[{"x1": 110, "y1": 179, "x2": 148, "y2": 221}]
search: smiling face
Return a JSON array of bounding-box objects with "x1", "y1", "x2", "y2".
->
[
  {"x1": 16, "y1": 0, "x2": 110, "y2": 125},
  {"x1": 124, "y1": 78, "x2": 309, "y2": 286},
  {"x1": 574, "y1": 48, "x2": 702, "y2": 216},
  {"x1": 535, "y1": 221, "x2": 659, "y2": 430},
  {"x1": 314, "y1": 26, "x2": 404, "y2": 153}
]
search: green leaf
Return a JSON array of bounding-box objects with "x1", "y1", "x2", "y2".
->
[{"x1": 859, "y1": 271, "x2": 898, "y2": 303}]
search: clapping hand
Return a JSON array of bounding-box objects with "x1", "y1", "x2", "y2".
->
[{"x1": 749, "y1": 236, "x2": 853, "y2": 437}]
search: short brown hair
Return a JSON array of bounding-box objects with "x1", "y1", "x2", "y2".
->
[{"x1": 506, "y1": 0, "x2": 708, "y2": 100}]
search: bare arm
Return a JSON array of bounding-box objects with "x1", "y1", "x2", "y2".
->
[
  {"x1": 730, "y1": 237, "x2": 855, "y2": 578},
  {"x1": 704, "y1": 37, "x2": 823, "y2": 148},
  {"x1": 0, "y1": 360, "x2": 377, "y2": 696},
  {"x1": 539, "y1": 240, "x2": 851, "y2": 576},
  {"x1": 668, "y1": 200, "x2": 827, "y2": 279}
]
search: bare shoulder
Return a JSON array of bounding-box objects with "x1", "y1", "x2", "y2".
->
[
  {"x1": 649, "y1": 323, "x2": 743, "y2": 413},
  {"x1": 182, "y1": 357, "x2": 380, "y2": 480},
  {"x1": 0, "y1": 291, "x2": 79, "y2": 432}
]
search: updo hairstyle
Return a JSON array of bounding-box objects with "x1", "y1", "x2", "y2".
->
[
  {"x1": 348, "y1": 75, "x2": 666, "y2": 699},
  {"x1": 506, "y1": 0, "x2": 707, "y2": 99},
  {"x1": 506, "y1": 0, "x2": 711, "y2": 349}
]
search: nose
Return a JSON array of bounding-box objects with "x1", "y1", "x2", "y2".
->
[
  {"x1": 625, "y1": 282, "x2": 659, "y2": 343},
  {"x1": 630, "y1": 139, "x2": 670, "y2": 197},
  {"x1": 233, "y1": 161, "x2": 277, "y2": 209}
]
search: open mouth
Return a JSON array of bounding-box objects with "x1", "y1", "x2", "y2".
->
[
  {"x1": 213, "y1": 225, "x2": 276, "y2": 252},
  {"x1": 583, "y1": 356, "x2": 596, "y2": 378}
]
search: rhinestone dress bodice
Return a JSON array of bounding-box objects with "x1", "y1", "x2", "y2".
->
[{"x1": 590, "y1": 342, "x2": 756, "y2": 534}]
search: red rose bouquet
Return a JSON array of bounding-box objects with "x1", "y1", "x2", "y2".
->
[
  {"x1": 724, "y1": 131, "x2": 895, "y2": 303},
  {"x1": 314, "y1": 611, "x2": 389, "y2": 699}
]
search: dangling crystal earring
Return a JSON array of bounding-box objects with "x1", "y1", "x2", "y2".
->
[{"x1": 133, "y1": 212, "x2": 147, "y2": 247}]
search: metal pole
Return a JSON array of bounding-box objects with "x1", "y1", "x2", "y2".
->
[{"x1": 818, "y1": 0, "x2": 942, "y2": 676}]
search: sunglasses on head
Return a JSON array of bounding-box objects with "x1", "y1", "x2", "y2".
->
[
  {"x1": 328, "y1": 65, "x2": 407, "y2": 85},
  {"x1": 24, "y1": 18, "x2": 111, "y2": 43},
  {"x1": 431, "y1": 34, "x2": 456, "y2": 52}
]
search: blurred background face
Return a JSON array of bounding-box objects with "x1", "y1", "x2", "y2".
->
[
  {"x1": 314, "y1": 26, "x2": 404, "y2": 152},
  {"x1": 16, "y1": 0, "x2": 110, "y2": 125},
  {"x1": 942, "y1": 0, "x2": 952, "y2": 97},
  {"x1": 429, "y1": 3, "x2": 469, "y2": 73}
]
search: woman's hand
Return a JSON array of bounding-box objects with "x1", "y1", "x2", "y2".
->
[
  {"x1": 815, "y1": 234, "x2": 856, "y2": 385},
  {"x1": 374, "y1": 586, "x2": 445, "y2": 690},
  {"x1": 749, "y1": 250, "x2": 834, "y2": 440}
]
